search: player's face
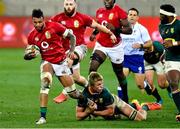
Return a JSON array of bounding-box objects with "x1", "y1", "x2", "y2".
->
[
  {"x1": 64, "y1": 0, "x2": 76, "y2": 16},
  {"x1": 92, "y1": 80, "x2": 104, "y2": 94},
  {"x1": 128, "y1": 10, "x2": 139, "y2": 24},
  {"x1": 160, "y1": 14, "x2": 169, "y2": 24},
  {"x1": 32, "y1": 17, "x2": 44, "y2": 31},
  {"x1": 103, "y1": 0, "x2": 114, "y2": 9}
]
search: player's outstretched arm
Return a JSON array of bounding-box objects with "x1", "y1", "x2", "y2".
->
[
  {"x1": 90, "y1": 20, "x2": 117, "y2": 43},
  {"x1": 76, "y1": 106, "x2": 93, "y2": 120}
]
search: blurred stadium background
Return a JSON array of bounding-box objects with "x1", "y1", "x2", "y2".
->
[
  {"x1": 0, "y1": 0, "x2": 180, "y2": 128},
  {"x1": 0, "y1": 0, "x2": 179, "y2": 48}
]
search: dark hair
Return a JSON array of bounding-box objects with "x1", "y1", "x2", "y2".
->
[
  {"x1": 128, "y1": 8, "x2": 139, "y2": 15},
  {"x1": 32, "y1": 9, "x2": 44, "y2": 18},
  {"x1": 160, "y1": 4, "x2": 175, "y2": 13}
]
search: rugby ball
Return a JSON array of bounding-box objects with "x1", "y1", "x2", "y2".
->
[{"x1": 25, "y1": 45, "x2": 40, "y2": 56}]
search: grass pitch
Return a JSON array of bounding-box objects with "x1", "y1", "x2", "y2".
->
[{"x1": 0, "y1": 48, "x2": 179, "y2": 128}]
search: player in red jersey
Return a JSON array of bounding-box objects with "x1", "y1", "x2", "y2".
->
[
  {"x1": 89, "y1": 0, "x2": 132, "y2": 103},
  {"x1": 24, "y1": 9, "x2": 85, "y2": 125},
  {"x1": 51, "y1": 0, "x2": 117, "y2": 103}
]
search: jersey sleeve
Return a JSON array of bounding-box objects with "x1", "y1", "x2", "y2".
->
[
  {"x1": 178, "y1": 20, "x2": 180, "y2": 37},
  {"x1": 50, "y1": 14, "x2": 60, "y2": 22},
  {"x1": 52, "y1": 22, "x2": 67, "y2": 37},
  {"x1": 81, "y1": 13, "x2": 93, "y2": 26},
  {"x1": 50, "y1": 16, "x2": 56, "y2": 22},
  {"x1": 116, "y1": 5, "x2": 127, "y2": 20},
  {"x1": 95, "y1": 9, "x2": 100, "y2": 23},
  {"x1": 140, "y1": 25, "x2": 151, "y2": 43},
  {"x1": 27, "y1": 32, "x2": 34, "y2": 45},
  {"x1": 153, "y1": 41, "x2": 164, "y2": 54},
  {"x1": 103, "y1": 88, "x2": 114, "y2": 107},
  {"x1": 77, "y1": 98, "x2": 88, "y2": 107}
]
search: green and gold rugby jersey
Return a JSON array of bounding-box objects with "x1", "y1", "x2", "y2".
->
[
  {"x1": 77, "y1": 86, "x2": 114, "y2": 111},
  {"x1": 159, "y1": 19, "x2": 180, "y2": 61},
  {"x1": 144, "y1": 41, "x2": 164, "y2": 64}
]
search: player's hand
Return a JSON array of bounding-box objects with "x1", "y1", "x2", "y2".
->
[
  {"x1": 67, "y1": 51, "x2": 77, "y2": 60},
  {"x1": 89, "y1": 34, "x2": 96, "y2": 41},
  {"x1": 110, "y1": 34, "x2": 117, "y2": 44},
  {"x1": 24, "y1": 45, "x2": 40, "y2": 60},
  {"x1": 87, "y1": 99, "x2": 97, "y2": 111},
  {"x1": 85, "y1": 107, "x2": 95, "y2": 114},
  {"x1": 163, "y1": 40, "x2": 173, "y2": 48},
  {"x1": 24, "y1": 52, "x2": 36, "y2": 60},
  {"x1": 105, "y1": 23, "x2": 115, "y2": 30},
  {"x1": 132, "y1": 43, "x2": 141, "y2": 49}
]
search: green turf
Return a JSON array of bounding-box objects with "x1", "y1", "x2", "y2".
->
[{"x1": 0, "y1": 48, "x2": 179, "y2": 128}]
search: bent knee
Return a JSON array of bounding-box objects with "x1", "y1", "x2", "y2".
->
[
  {"x1": 40, "y1": 72, "x2": 52, "y2": 94},
  {"x1": 137, "y1": 84, "x2": 144, "y2": 89},
  {"x1": 136, "y1": 110, "x2": 147, "y2": 121},
  {"x1": 41, "y1": 72, "x2": 52, "y2": 85},
  {"x1": 158, "y1": 84, "x2": 167, "y2": 89}
]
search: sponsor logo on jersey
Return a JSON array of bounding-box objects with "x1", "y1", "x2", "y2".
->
[
  {"x1": 41, "y1": 41, "x2": 49, "y2": 49},
  {"x1": 45, "y1": 31, "x2": 51, "y2": 39},
  {"x1": 99, "y1": 98, "x2": 103, "y2": 103},
  {"x1": 74, "y1": 20, "x2": 79, "y2": 28},
  {"x1": 170, "y1": 28, "x2": 174, "y2": 33}
]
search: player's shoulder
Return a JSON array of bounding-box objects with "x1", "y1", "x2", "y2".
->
[
  {"x1": 113, "y1": 4, "x2": 121, "y2": 10},
  {"x1": 113, "y1": 4, "x2": 126, "y2": 12},
  {"x1": 175, "y1": 19, "x2": 180, "y2": 25},
  {"x1": 51, "y1": 12, "x2": 65, "y2": 22},
  {"x1": 136, "y1": 22, "x2": 145, "y2": 28},
  {"x1": 96, "y1": 7, "x2": 106, "y2": 13},
  {"x1": 76, "y1": 12, "x2": 91, "y2": 18},
  {"x1": 76, "y1": 12, "x2": 85, "y2": 16},
  {"x1": 102, "y1": 87, "x2": 111, "y2": 94},
  {"x1": 82, "y1": 87, "x2": 89, "y2": 94},
  {"x1": 136, "y1": 22, "x2": 148, "y2": 31},
  {"x1": 28, "y1": 28, "x2": 36, "y2": 38},
  {"x1": 153, "y1": 41, "x2": 161, "y2": 45},
  {"x1": 46, "y1": 21, "x2": 62, "y2": 27},
  {"x1": 153, "y1": 41, "x2": 162, "y2": 47}
]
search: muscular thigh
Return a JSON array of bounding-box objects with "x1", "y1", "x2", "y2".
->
[
  {"x1": 52, "y1": 60, "x2": 72, "y2": 76},
  {"x1": 59, "y1": 75, "x2": 74, "y2": 87},
  {"x1": 72, "y1": 67, "x2": 81, "y2": 80},
  {"x1": 134, "y1": 73, "x2": 145, "y2": 88},
  {"x1": 40, "y1": 61, "x2": 54, "y2": 74},
  {"x1": 153, "y1": 62, "x2": 165, "y2": 75},
  {"x1": 145, "y1": 70, "x2": 154, "y2": 85}
]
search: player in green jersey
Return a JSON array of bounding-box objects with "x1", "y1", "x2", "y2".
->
[
  {"x1": 76, "y1": 72, "x2": 147, "y2": 121},
  {"x1": 141, "y1": 41, "x2": 172, "y2": 110},
  {"x1": 159, "y1": 4, "x2": 180, "y2": 121}
]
